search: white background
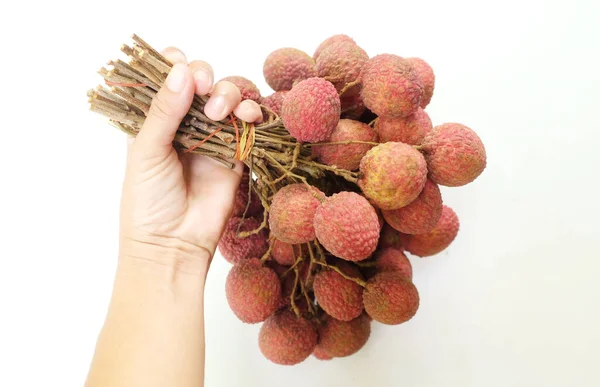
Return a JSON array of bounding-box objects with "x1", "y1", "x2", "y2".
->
[{"x1": 1, "y1": 0, "x2": 599, "y2": 386}]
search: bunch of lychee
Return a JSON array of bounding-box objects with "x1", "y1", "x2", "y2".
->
[{"x1": 218, "y1": 34, "x2": 486, "y2": 365}]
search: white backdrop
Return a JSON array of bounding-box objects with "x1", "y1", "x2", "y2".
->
[{"x1": 1, "y1": 0, "x2": 599, "y2": 386}]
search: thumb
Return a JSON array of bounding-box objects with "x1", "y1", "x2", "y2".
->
[{"x1": 133, "y1": 63, "x2": 194, "y2": 159}]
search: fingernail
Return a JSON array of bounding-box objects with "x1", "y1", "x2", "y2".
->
[
  {"x1": 205, "y1": 95, "x2": 228, "y2": 120},
  {"x1": 165, "y1": 63, "x2": 187, "y2": 93},
  {"x1": 194, "y1": 69, "x2": 213, "y2": 95}
]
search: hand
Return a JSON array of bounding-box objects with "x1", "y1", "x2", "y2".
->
[{"x1": 119, "y1": 47, "x2": 262, "y2": 272}]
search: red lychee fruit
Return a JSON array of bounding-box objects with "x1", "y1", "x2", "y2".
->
[
  {"x1": 218, "y1": 217, "x2": 268, "y2": 264},
  {"x1": 375, "y1": 108, "x2": 433, "y2": 145},
  {"x1": 313, "y1": 346, "x2": 334, "y2": 360},
  {"x1": 399, "y1": 205, "x2": 459, "y2": 257},
  {"x1": 374, "y1": 247, "x2": 413, "y2": 280},
  {"x1": 313, "y1": 262, "x2": 364, "y2": 321},
  {"x1": 382, "y1": 179, "x2": 443, "y2": 235},
  {"x1": 281, "y1": 77, "x2": 341, "y2": 143},
  {"x1": 261, "y1": 90, "x2": 288, "y2": 116},
  {"x1": 271, "y1": 238, "x2": 296, "y2": 266},
  {"x1": 220, "y1": 75, "x2": 261, "y2": 103},
  {"x1": 379, "y1": 223, "x2": 404, "y2": 250},
  {"x1": 258, "y1": 310, "x2": 318, "y2": 365},
  {"x1": 232, "y1": 170, "x2": 262, "y2": 218},
  {"x1": 317, "y1": 41, "x2": 369, "y2": 92},
  {"x1": 420, "y1": 123, "x2": 487, "y2": 187},
  {"x1": 340, "y1": 93, "x2": 366, "y2": 120},
  {"x1": 225, "y1": 258, "x2": 281, "y2": 323},
  {"x1": 313, "y1": 34, "x2": 356, "y2": 60},
  {"x1": 360, "y1": 54, "x2": 423, "y2": 117},
  {"x1": 363, "y1": 271, "x2": 419, "y2": 325},
  {"x1": 314, "y1": 192, "x2": 380, "y2": 261},
  {"x1": 312, "y1": 119, "x2": 378, "y2": 171},
  {"x1": 358, "y1": 142, "x2": 428, "y2": 210},
  {"x1": 316, "y1": 313, "x2": 371, "y2": 357},
  {"x1": 406, "y1": 57, "x2": 435, "y2": 108},
  {"x1": 263, "y1": 48, "x2": 317, "y2": 91},
  {"x1": 269, "y1": 183, "x2": 325, "y2": 244}
]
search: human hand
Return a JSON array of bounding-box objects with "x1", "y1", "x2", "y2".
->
[{"x1": 119, "y1": 47, "x2": 263, "y2": 273}]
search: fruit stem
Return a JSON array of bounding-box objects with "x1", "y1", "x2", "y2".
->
[
  {"x1": 312, "y1": 261, "x2": 367, "y2": 287},
  {"x1": 339, "y1": 80, "x2": 360, "y2": 96},
  {"x1": 260, "y1": 237, "x2": 274, "y2": 263},
  {"x1": 290, "y1": 267, "x2": 301, "y2": 317}
]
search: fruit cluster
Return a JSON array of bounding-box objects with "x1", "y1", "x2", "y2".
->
[{"x1": 218, "y1": 34, "x2": 487, "y2": 365}]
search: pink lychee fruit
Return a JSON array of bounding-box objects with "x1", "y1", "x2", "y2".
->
[
  {"x1": 363, "y1": 271, "x2": 420, "y2": 325},
  {"x1": 313, "y1": 34, "x2": 356, "y2": 60},
  {"x1": 271, "y1": 238, "x2": 296, "y2": 266},
  {"x1": 262, "y1": 90, "x2": 288, "y2": 117},
  {"x1": 375, "y1": 108, "x2": 433, "y2": 145},
  {"x1": 263, "y1": 48, "x2": 317, "y2": 91},
  {"x1": 220, "y1": 75, "x2": 261, "y2": 103},
  {"x1": 313, "y1": 346, "x2": 333, "y2": 360},
  {"x1": 406, "y1": 57, "x2": 435, "y2": 108},
  {"x1": 218, "y1": 216, "x2": 268, "y2": 264},
  {"x1": 373, "y1": 247, "x2": 413, "y2": 280},
  {"x1": 313, "y1": 262, "x2": 364, "y2": 321},
  {"x1": 316, "y1": 313, "x2": 371, "y2": 357},
  {"x1": 399, "y1": 205, "x2": 460, "y2": 257},
  {"x1": 317, "y1": 41, "x2": 369, "y2": 92},
  {"x1": 379, "y1": 223, "x2": 404, "y2": 250}
]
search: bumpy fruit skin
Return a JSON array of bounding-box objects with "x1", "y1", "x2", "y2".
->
[
  {"x1": 406, "y1": 57, "x2": 435, "y2": 108},
  {"x1": 225, "y1": 258, "x2": 281, "y2": 323},
  {"x1": 421, "y1": 123, "x2": 487, "y2": 187},
  {"x1": 382, "y1": 179, "x2": 443, "y2": 235},
  {"x1": 262, "y1": 90, "x2": 288, "y2": 116},
  {"x1": 374, "y1": 248, "x2": 413, "y2": 280},
  {"x1": 375, "y1": 108, "x2": 433, "y2": 145},
  {"x1": 313, "y1": 34, "x2": 356, "y2": 60},
  {"x1": 232, "y1": 170, "x2": 262, "y2": 217},
  {"x1": 379, "y1": 223, "x2": 404, "y2": 250},
  {"x1": 358, "y1": 142, "x2": 428, "y2": 210},
  {"x1": 314, "y1": 192, "x2": 380, "y2": 261},
  {"x1": 313, "y1": 263, "x2": 364, "y2": 321},
  {"x1": 316, "y1": 314, "x2": 370, "y2": 357},
  {"x1": 399, "y1": 205, "x2": 459, "y2": 257},
  {"x1": 220, "y1": 76, "x2": 261, "y2": 102},
  {"x1": 271, "y1": 238, "x2": 296, "y2": 266},
  {"x1": 281, "y1": 78, "x2": 341, "y2": 143},
  {"x1": 313, "y1": 347, "x2": 333, "y2": 360},
  {"x1": 258, "y1": 310, "x2": 318, "y2": 365},
  {"x1": 269, "y1": 183, "x2": 325, "y2": 244},
  {"x1": 360, "y1": 54, "x2": 423, "y2": 117},
  {"x1": 340, "y1": 93, "x2": 366, "y2": 120},
  {"x1": 363, "y1": 272, "x2": 419, "y2": 325},
  {"x1": 218, "y1": 217, "x2": 268, "y2": 264},
  {"x1": 317, "y1": 41, "x2": 369, "y2": 92},
  {"x1": 312, "y1": 119, "x2": 378, "y2": 171},
  {"x1": 263, "y1": 48, "x2": 317, "y2": 91}
]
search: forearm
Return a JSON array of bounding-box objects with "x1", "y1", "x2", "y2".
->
[{"x1": 85, "y1": 240, "x2": 210, "y2": 387}]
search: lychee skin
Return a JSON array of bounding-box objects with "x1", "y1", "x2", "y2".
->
[
  {"x1": 232, "y1": 170, "x2": 263, "y2": 218},
  {"x1": 313, "y1": 34, "x2": 356, "y2": 60},
  {"x1": 220, "y1": 76, "x2": 261, "y2": 103},
  {"x1": 258, "y1": 310, "x2": 318, "y2": 365},
  {"x1": 313, "y1": 346, "x2": 333, "y2": 360},
  {"x1": 360, "y1": 54, "x2": 423, "y2": 118},
  {"x1": 340, "y1": 93, "x2": 366, "y2": 120},
  {"x1": 374, "y1": 248, "x2": 413, "y2": 280},
  {"x1": 382, "y1": 179, "x2": 443, "y2": 235},
  {"x1": 281, "y1": 77, "x2": 341, "y2": 143},
  {"x1": 358, "y1": 142, "x2": 428, "y2": 210},
  {"x1": 218, "y1": 217, "x2": 268, "y2": 264},
  {"x1": 316, "y1": 313, "x2": 371, "y2": 357},
  {"x1": 313, "y1": 263, "x2": 364, "y2": 321},
  {"x1": 269, "y1": 183, "x2": 325, "y2": 244},
  {"x1": 313, "y1": 119, "x2": 378, "y2": 171},
  {"x1": 399, "y1": 205, "x2": 459, "y2": 257},
  {"x1": 314, "y1": 192, "x2": 380, "y2": 262},
  {"x1": 262, "y1": 90, "x2": 288, "y2": 116},
  {"x1": 271, "y1": 238, "x2": 296, "y2": 266},
  {"x1": 263, "y1": 48, "x2": 317, "y2": 92},
  {"x1": 379, "y1": 223, "x2": 404, "y2": 250},
  {"x1": 225, "y1": 258, "x2": 281, "y2": 323},
  {"x1": 406, "y1": 57, "x2": 435, "y2": 108},
  {"x1": 421, "y1": 123, "x2": 487, "y2": 187},
  {"x1": 317, "y1": 41, "x2": 369, "y2": 92},
  {"x1": 363, "y1": 271, "x2": 420, "y2": 325},
  {"x1": 375, "y1": 108, "x2": 433, "y2": 145}
]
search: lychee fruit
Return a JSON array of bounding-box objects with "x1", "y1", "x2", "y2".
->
[
  {"x1": 399, "y1": 205, "x2": 459, "y2": 257},
  {"x1": 420, "y1": 123, "x2": 487, "y2": 187},
  {"x1": 358, "y1": 142, "x2": 428, "y2": 210},
  {"x1": 375, "y1": 108, "x2": 433, "y2": 145},
  {"x1": 363, "y1": 271, "x2": 419, "y2": 325},
  {"x1": 312, "y1": 119, "x2": 378, "y2": 171},
  {"x1": 225, "y1": 258, "x2": 281, "y2": 323},
  {"x1": 218, "y1": 216, "x2": 268, "y2": 264},
  {"x1": 232, "y1": 170, "x2": 262, "y2": 218},
  {"x1": 271, "y1": 238, "x2": 296, "y2": 266},
  {"x1": 406, "y1": 57, "x2": 435, "y2": 108},
  {"x1": 313, "y1": 262, "x2": 364, "y2": 321},
  {"x1": 316, "y1": 313, "x2": 371, "y2": 357},
  {"x1": 220, "y1": 75, "x2": 261, "y2": 103},
  {"x1": 313, "y1": 34, "x2": 356, "y2": 60},
  {"x1": 382, "y1": 179, "x2": 443, "y2": 235},
  {"x1": 374, "y1": 247, "x2": 413, "y2": 280},
  {"x1": 379, "y1": 223, "x2": 404, "y2": 250},
  {"x1": 263, "y1": 48, "x2": 317, "y2": 92},
  {"x1": 314, "y1": 192, "x2": 380, "y2": 261},
  {"x1": 262, "y1": 90, "x2": 288, "y2": 116},
  {"x1": 313, "y1": 346, "x2": 333, "y2": 361},
  {"x1": 360, "y1": 54, "x2": 423, "y2": 117},
  {"x1": 258, "y1": 309, "x2": 318, "y2": 365},
  {"x1": 340, "y1": 93, "x2": 366, "y2": 120},
  {"x1": 269, "y1": 183, "x2": 325, "y2": 244},
  {"x1": 317, "y1": 41, "x2": 369, "y2": 92},
  {"x1": 281, "y1": 77, "x2": 341, "y2": 143}
]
